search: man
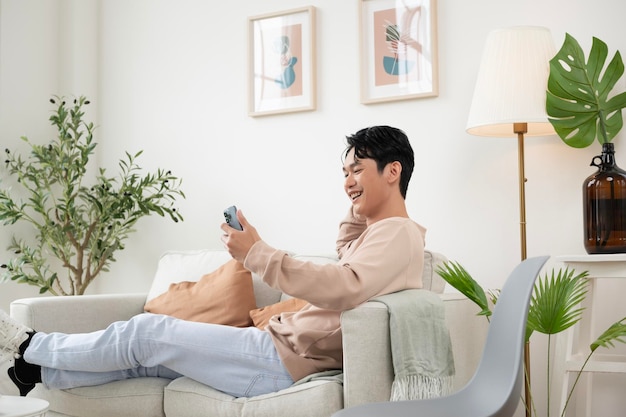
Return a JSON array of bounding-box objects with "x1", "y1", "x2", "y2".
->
[{"x1": 0, "y1": 125, "x2": 426, "y2": 398}]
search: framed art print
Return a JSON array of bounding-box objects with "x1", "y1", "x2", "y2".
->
[
  {"x1": 248, "y1": 6, "x2": 316, "y2": 117},
  {"x1": 359, "y1": 0, "x2": 438, "y2": 104}
]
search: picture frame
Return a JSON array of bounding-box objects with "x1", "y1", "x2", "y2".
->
[
  {"x1": 359, "y1": 0, "x2": 438, "y2": 104},
  {"x1": 247, "y1": 6, "x2": 316, "y2": 117}
]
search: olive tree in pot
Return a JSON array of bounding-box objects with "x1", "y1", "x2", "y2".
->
[{"x1": 0, "y1": 96, "x2": 185, "y2": 295}]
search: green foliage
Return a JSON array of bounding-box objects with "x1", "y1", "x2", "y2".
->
[
  {"x1": 437, "y1": 260, "x2": 626, "y2": 417},
  {"x1": 546, "y1": 33, "x2": 626, "y2": 148},
  {"x1": 436, "y1": 261, "x2": 491, "y2": 318},
  {"x1": 0, "y1": 96, "x2": 185, "y2": 295},
  {"x1": 526, "y1": 267, "x2": 588, "y2": 340},
  {"x1": 526, "y1": 268, "x2": 588, "y2": 417},
  {"x1": 590, "y1": 317, "x2": 626, "y2": 352},
  {"x1": 561, "y1": 318, "x2": 626, "y2": 417}
]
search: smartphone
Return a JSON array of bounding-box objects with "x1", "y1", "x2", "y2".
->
[{"x1": 223, "y1": 205, "x2": 243, "y2": 231}]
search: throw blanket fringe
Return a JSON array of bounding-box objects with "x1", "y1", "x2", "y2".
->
[
  {"x1": 390, "y1": 374, "x2": 454, "y2": 401},
  {"x1": 373, "y1": 289, "x2": 455, "y2": 402}
]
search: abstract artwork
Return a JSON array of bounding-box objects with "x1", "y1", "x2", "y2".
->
[
  {"x1": 248, "y1": 7, "x2": 316, "y2": 116},
  {"x1": 359, "y1": 0, "x2": 438, "y2": 103}
]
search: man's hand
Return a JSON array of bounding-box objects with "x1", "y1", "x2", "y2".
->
[{"x1": 220, "y1": 209, "x2": 261, "y2": 263}]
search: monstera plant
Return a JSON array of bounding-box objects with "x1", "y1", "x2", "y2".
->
[
  {"x1": 437, "y1": 261, "x2": 626, "y2": 417},
  {"x1": 546, "y1": 33, "x2": 626, "y2": 148},
  {"x1": 0, "y1": 96, "x2": 185, "y2": 295}
]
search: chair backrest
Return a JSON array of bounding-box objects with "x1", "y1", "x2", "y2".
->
[
  {"x1": 465, "y1": 255, "x2": 549, "y2": 416},
  {"x1": 330, "y1": 256, "x2": 549, "y2": 417}
]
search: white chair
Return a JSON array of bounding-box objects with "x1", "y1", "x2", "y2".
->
[{"x1": 332, "y1": 255, "x2": 549, "y2": 417}]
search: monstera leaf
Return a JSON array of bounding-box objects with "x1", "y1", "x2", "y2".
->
[{"x1": 546, "y1": 34, "x2": 626, "y2": 148}]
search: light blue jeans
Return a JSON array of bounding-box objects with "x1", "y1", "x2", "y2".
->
[{"x1": 23, "y1": 313, "x2": 294, "y2": 397}]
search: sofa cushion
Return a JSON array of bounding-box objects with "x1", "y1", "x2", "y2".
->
[
  {"x1": 30, "y1": 377, "x2": 169, "y2": 417},
  {"x1": 164, "y1": 376, "x2": 343, "y2": 417},
  {"x1": 423, "y1": 250, "x2": 448, "y2": 293},
  {"x1": 144, "y1": 259, "x2": 256, "y2": 327}
]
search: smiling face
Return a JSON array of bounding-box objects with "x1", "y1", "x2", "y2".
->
[{"x1": 343, "y1": 147, "x2": 396, "y2": 223}]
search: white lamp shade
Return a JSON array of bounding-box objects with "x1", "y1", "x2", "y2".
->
[{"x1": 466, "y1": 26, "x2": 557, "y2": 137}]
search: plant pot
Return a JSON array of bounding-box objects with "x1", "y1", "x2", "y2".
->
[{"x1": 583, "y1": 142, "x2": 626, "y2": 254}]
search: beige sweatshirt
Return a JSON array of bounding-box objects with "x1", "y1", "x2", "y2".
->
[{"x1": 243, "y1": 209, "x2": 426, "y2": 381}]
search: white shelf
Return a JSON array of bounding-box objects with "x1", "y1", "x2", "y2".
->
[
  {"x1": 564, "y1": 354, "x2": 626, "y2": 373},
  {"x1": 552, "y1": 255, "x2": 626, "y2": 417}
]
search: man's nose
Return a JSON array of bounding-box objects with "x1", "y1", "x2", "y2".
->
[{"x1": 344, "y1": 173, "x2": 355, "y2": 188}]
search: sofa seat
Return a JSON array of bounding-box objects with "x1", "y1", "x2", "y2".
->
[
  {"x1": 10, "y1": 249, "x2": 489, "y2": 417},
  {"x1": 36, "y1": 378, "x2": 170, "y2": 417},
  {"x1": 164, "y1": 376, "x2": 343, "y2": 417}
]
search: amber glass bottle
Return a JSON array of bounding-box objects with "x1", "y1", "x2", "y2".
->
[{"x1": 584, "y1": 142, "x2": 626, "y2": 254}]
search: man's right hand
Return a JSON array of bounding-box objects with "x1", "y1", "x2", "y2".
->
[{"x1": 220, "y1": 209, "x2": 261, "y2": 263}]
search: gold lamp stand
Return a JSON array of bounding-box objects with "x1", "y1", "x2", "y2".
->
[
  {"x1": 515, "y1": 122, "x2": 532, "y2": 416},
  {"x1": 466, "y1": 27, "x2": 557, "y2": 417}
]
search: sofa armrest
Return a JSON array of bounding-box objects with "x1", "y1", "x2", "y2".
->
[
  {"x1": 341, "y1": 301, "x2": 393, "y2": 408},
  {"x1": 10, "y1": 293, "x2": 148, "y2": 333},
  {"x1": 341, "y1": 292, "x2": 489, "y2": 408}
]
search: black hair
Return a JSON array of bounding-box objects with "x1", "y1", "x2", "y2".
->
[{"x1": 344, "y1": 126, "x2": 415, "y2": 198}]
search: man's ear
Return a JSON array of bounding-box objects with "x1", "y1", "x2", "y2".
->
[{"x1": 386, "y1": 161, "x2": 402, "y2": 184}]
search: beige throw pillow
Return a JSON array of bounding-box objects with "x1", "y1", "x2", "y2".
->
[
  {"x1": 249, "y1": 298, "x2": 308, "y2": 329},
  {"x1": 144, "y1": 259, "x2": 256, "y2": 327}
]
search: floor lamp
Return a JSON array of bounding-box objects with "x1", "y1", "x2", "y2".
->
[{"x1": 466, "y1": 26, "x2": 556, "y2": 417}]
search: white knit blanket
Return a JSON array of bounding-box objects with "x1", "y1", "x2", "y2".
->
[{"x1": 373, "y1": 289, "x2": 455, "y2": 401}]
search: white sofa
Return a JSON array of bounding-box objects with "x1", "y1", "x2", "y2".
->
[{"x1": 10, "y1": 249, "x2": 489, "y2": 417}]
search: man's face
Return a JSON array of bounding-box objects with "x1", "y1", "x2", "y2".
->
[{"x1": 342, "y1": 147, "x2": 388, "y2": 219}]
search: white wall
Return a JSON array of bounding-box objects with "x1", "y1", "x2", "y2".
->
[{"x1": 1, "y1": 0, "x2": 626, "y2": 414}]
